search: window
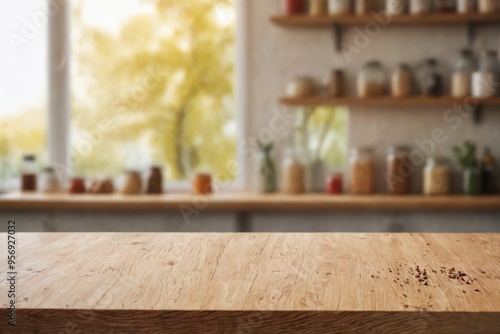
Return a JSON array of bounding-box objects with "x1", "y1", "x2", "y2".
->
[
  {"x1": 0, "y1": 1, "x2": 48, "y2": 183},
  {"x1": 70, "y1": 0, "x2": 237, "y2": 181}
]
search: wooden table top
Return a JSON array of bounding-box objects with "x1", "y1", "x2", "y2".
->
[
  {"x1": 2, "y1": 192, "x2": 500, "y2": 212},
  {"x1": 1, "y1": 233, "x2": 499, "y2": 333}
]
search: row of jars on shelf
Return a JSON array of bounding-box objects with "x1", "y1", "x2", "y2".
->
[
  {"x1": 19, "y1": 155, "x2": 215, "y2": 195},
  {"x1": 260, "y1": 146, "x2": 496, "y2": 196},
  {"x1": 283, "y1": 0, "x2": 499, "y2": 16},
  {"x1": 286, "y1": 49, "x2": 500, "y2": 99}
]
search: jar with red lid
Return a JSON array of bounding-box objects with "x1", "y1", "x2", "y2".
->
[
  {"x1": 326, "y1": 173, "x2": 343, "y2": 194},
  {"x1": 283, "y1": 0, "x2": 306, "y2": 15}
]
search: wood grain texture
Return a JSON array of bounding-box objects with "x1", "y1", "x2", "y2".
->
[
  {"x1": 271, "y1": 12, "x2": 500, "y2": 27},
  {"x1": 279, "y1": 96, "x2": 500, "y2": 107},
  {"x1": 2, "y1": 192, "x2": 500, "y2": 212},
  {"x1": 0, "y1": 233, "x2": 499, "y2": 333}
]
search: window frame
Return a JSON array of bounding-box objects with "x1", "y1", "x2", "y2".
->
[{"x1": 48, "y1": 0, "x2": 247, "y2": 190}]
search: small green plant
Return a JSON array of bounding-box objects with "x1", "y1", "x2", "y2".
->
[{"x1": 453, "y1": 140, "x2": 478, "y2": 169}]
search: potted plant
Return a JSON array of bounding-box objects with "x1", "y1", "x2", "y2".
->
[{"x1": 453, "y1": 141, "x2": 481, "y2": 196}]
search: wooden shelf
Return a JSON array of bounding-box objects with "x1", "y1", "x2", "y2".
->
[
  {"x1": 280, "y1": 96, "x2": 500, "y2": 107},
  {"x1": 271, "y1": 12, "x2": 500, "y2": 27},
  {"x1": 2, "y1": 192, "x2": 500, "y2": 212}
]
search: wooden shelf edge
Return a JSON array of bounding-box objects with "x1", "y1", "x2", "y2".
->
[
  {"x1": 1, "y1": 193, "x2": 500, "y2": 212},
  {"x1": 271, "y1": 12, "x2": 500, "y2": 27},
  {"x1": 279, "y1": 96, "x2": 500, "y2": 107}
]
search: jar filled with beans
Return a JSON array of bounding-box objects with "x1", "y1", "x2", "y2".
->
[
  {"x1": 349, "y1": 147, "x2": 375, "y2": 195},
  {"x1": 387, "y1": 146, "x2": 412, "y2": 195},
  {"x1": 424, "y1": 157, "x2": 451, "y2": 195}
]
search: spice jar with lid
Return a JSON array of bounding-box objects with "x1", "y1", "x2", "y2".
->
[
  {"x1": 326, "y1": 70, "x2": 345, "y2": 97},
  {"x1": 478, "y1": 0, "x2": 498, "y2": 13},
  {"x1": 283, "y1": 0, "x2": 306, "y2": 15},
  {"x1": 409, "y1": 0, "x2": 431, "y2": 14},
  {"x1": 309, "y1": 0, "x2": 329, "y2": 15},
  {"x1": 435, "y1": 0, "x2": 457, "y2": 12},
  {"x1": 457, "y1": 0, "x2": 475, "y2": 13},
  {"x1": 146, "y1": 166, "x2": 163, "y2": 194},
  {"x1": 40, "y1": 167, "x2": 60, "y2": 193},
  {"x1": 386, "y1": 0, "x2": 407, "y2": 15},
  {"x1": 328, "y1": 0, "x2": 352, "y2": 14},
  {"x1": 286, "y1": 77, "x2": 317, "y2": 98},
  {"x1": 121, "y1": 171, "x2": 142, "y2": 195},
  {"x1": 417, "y1": 59, "x2": 444, "y2": 96},
  {"x1": 21, "y1": 155, "x2": 38, "y2": 192},
  {"x1": 386, "y1": 146, "x2": 412, "y2": 195},
  {"x1": 424, "y1": 157, "x2": 451, "y2": 195},
  {"x1": 349, "y1": 147, "x2": 375, "y2": 195},
  {"x1": 358, "y1": 61, "x2": 386, "y2": 98},
  {"x1": 452, "y1": 49, "x2": 476, "y2": 98},
  {"x1": 282, "y1": 148, "x2": 306, "y2": 195},
  {"x1": 391, "y1": 63, "x2": 413, "y2": 98},
  {"x1": 355, "y1": 0, "x2": 376, "y2": 15},
  {"x1": 472, "y1": 50, "x2": 499, "y2": 98}
]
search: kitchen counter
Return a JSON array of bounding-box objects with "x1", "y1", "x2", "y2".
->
[
  {"x1": 2, "y1": 192, "x2": 500, "y2": 212},
  {"x1": 0, "y1": 233, "x2": 499, "y2": 333}
]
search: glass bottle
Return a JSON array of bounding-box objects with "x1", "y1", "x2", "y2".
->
[
  {"x1": 146, "y1": 166, "x2": 163, "y2": 194},
  {"x1": 387, "y1": 146, "x2": 412, "y2": 195},
  {"x1": 282, "y1": 148, "x2": 305, "y2": 195},
  {"x1": 472, "y1": 50, "x2": 499, "y2": 98},
  {"x1": 326, "y1": 70, "x2": 345, "y2": 97},
  {"x1": 391, "y1": 64, "x2": 413, "y2": 98},
  {"x1": 481, "y1": 148, "x2": 496, "y2": 195},
  {"x1": 256, "y1": 142, "x2": 277, "y2": 193},
  {"x1": 349, "y1": 147, "x2": 375, "y2": 195},
  {"x1": 358, "y1": 61, "x2": 386, "y2": 98},
  {"x1": 435, "y1": 0, "x2": 457, "y2": 12},
  {"x1": 409, "y1": 0, "x2": 431, "y2": 14},
  {"x1": 21, "y1": 155, "x2": 38, "y2": 192},
  {"x1": 417, "y1": 58, "x2": 443, "y2": 97},
  {"x1": 329, "y1": 0, "x2": 352, "y2": 14},
  {"x1": 451, "y1": 49, "x2": 475, "y2": 98},
  {"x1": 424, "y1": 157, "x2": 451, "y2": 195}
]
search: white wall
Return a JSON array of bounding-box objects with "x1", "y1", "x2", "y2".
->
[{"x1": 245, "y1": 0, "x2": 500, "y2": 193}]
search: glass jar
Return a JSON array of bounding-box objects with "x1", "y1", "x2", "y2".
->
[
  {"x1": 193, "y1": 173, "x2": 213, "y2": 195},
  {"x1": 256, "y1": 142, "x2": 277, "y2": 194},
  {"x1": 326, "y1": 173, "x2": 343, "y2": 194},
  {"x1": 309, "y1": 0, "x2": 329, "y2": 15},
  {"x1": 451, "y1": 49, "x2": 475, "y2": 98},
  {"x1": 472, "y1": 50, "x2": 499, "y2": 98},
  {"x1": 387, "y1": 146, "x2": 412, "y2": 195},
  {"x1": 457, "y1": 0, "x2": 475, "y2": 13},
  {"x1": 89, "y1": 178, "x2": 114, "y2": 194},
  {"x1": 417, "y1": 58, "x2": 443, "y2": 96},
  {"x1": 409, "y1": 0, "x2": 431, "y2": 14},
  {"x1": 435, "y1": 0, "x2": 457, "y2": 12},
  {"x1": 424, "y1": 157, "x2": 451, "y2": 195},
  {"x1": 481, "y1": 148, "x2": 496, "y2": 195},
  {"x1": 349, "y1": 147, "x2": 375, "y2": 195},
  {"x1": 286, "y1": 77, "x2": 317, "y2": 98},
  {"x1": 478, "y1": 0, "x2": 498, "y2": 13},
  {"x1": 69, "y1": 177, "x2": 86, "y2": 194},
  {"x1": 463, "y1": 167, "x2": 481, "y2": 196},
  {"x1": 386, "y1": 0, "x2": 407, "y2": 15},
  {"x1": 21, "y1": 154, "x2": 38, "y2": 192},
  {"x1": 121, "y1": 170, "x2": 142, "y2": 195},
  {"x1": 282, "y1": 149, "x2": 306, "y2": 195},
  {"x1": 329, "y1": 0, "x2": 352, "y2": 14},
  {"x1": 358, "y1": 61, "x2": 386, "y2": 98},
  {"x1": 326, "y1": 70, "x2": 345, "y2": 97},
  {"x1": 40, "y1": 167, "x2": 60, "y2": 193},
  {"x1": 355, "y1": 0, "x2": 376, "y2": 15},
  {"x1": 391, "y1": 64, "x2": 413, "y2": 98},
  {"x1": 146, "y1": 166, "x2": 163, "y2": 194},
  {"x1": 283, "y1": 0, "x2": 306, "y2": 15}
]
